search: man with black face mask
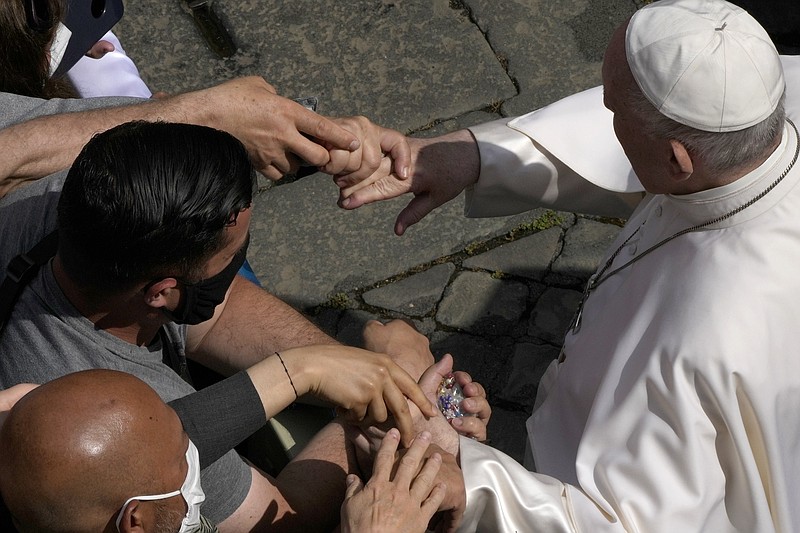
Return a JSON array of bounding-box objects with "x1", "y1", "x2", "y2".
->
[{"x1": 0, "y1": 120, "x2": 442, "y2": 532}]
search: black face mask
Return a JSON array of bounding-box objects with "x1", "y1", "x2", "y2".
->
[{"x1": 164, "y1": 235, "x2": 250, "y2": 325}]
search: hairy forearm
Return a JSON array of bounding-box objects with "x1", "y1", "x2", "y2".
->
[
  {"x1": 186, "y1": 276, "x2": 337, "y2": 375},
  {"x1": 0, "y1": 92, "x2": 208, "y2": 195}
]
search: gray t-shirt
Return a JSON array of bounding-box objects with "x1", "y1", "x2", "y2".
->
[
  {"x1": 0, "y1": 91, "x2": 141, "y2": 129},
  {"x1": 0, "y1": 173, "x2": 251, "y2": 523}
]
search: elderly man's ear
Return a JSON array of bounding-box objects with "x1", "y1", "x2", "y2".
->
[
  {"x1": 669, "y1": 139, "x2": 694, "y2": 182},
  {"x1": 112, "y1": 500, "x2": 146, "y2": 533}
]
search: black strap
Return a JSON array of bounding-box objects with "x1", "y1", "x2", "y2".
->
[{"x1": 0, "y1": 230, "x2": 58, "y2": 334}]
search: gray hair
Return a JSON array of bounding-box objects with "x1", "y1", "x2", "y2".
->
[{"x1": 625, "y1": 86, "x2": 786, "y2": 176}]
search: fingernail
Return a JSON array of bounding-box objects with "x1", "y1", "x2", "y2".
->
[
  {"x1": 450, "y1": 418, "x2": 463, "y2": 427},
  {"x1": 418, "y1": 431, "x2": 431, "y2": 441},
  {"x1": 388, "y1": 428, "x2": 400, "y2": 439},
  {"x1": 346, "y1": 474, "x2": 357, "y2": 486},
  {"x1": 349, "y1": 140, "x2": 360, "y2": 151},
  {"x1": 341, "y1": 197, "x2": 351, "y2": 208},
  {"x1": 402, "y1": 166, "x2": 409, "y2": 179}
]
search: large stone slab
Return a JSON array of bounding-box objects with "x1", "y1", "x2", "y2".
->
[
  {"x1": 114, "y1": 0, "x2": 516, "y2": 130},
  {"x1": 463, "y1": 226, "x2": 562, "y2": 281},
  {"x1": 436, "y1": 271, "x2": 528, "y2": 335},
  {"x1": 363, "y1": 263, "x2": 455, "y2": 317},
  {"x1": 249, "y1": 174, "x2": 543, "y2": 309},
  {"x1": 463, "y1": 0, "x2": 636, "y2": 116},
  {"x1": 497, "y1": 341, "x2": 560, "y2": 410},
  {"x1": 527, "y1": 287, "x2": 582, "y2": 344},
  {"x1": 549, "y1": 218, "x2": 622, "y2": 282}
]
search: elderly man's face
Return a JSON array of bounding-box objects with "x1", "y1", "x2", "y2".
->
[{"x1": 602, "y1": 23, "x2": 677, "y2": 194}]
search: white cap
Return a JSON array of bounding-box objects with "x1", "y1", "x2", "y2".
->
[{"x1": 626, "y1": 0, "x2": 784, "y2": 132}]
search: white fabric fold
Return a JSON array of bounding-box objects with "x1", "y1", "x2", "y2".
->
[
  {"x1": 458, "y1": 54, "x2": 800, "y2": 533},
  {"x1": 67, "y1": 31, "x2": 152, "y2": 98}
]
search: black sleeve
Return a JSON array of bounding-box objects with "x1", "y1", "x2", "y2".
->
[{"x1": 168, "y1": 371, "x2": 267, "y2": 469}]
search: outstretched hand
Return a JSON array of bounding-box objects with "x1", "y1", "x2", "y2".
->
[
  {"x1": 363, "y1": 320, "x2": 492, "y2": 442},
  {"x1": 281, "y1": 344, "x2": 438, "y2": 447},
  {"x1": 336, "y1": 130, "x2": 481, "y2": 235},
  {"x1": 197, "y1": 77, "x2": 362, "y2": 180},
  {"x1": 321, "y1": 116, "x2": 411, "y2": 182},
  {"x1": 341, "y1": 429, "x2": 446, "y2": 533}
]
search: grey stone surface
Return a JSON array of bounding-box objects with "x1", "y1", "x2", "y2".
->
[
  {"x1": 249, "y1": 175, "x2": 547, "y2": 309},
  {"x1": 463, "y1": 226, "x2": 562, "y2": 280},
  {"x1": 108, "y1": 0, "x2": 639, "y2": 466},
  {"x1": 528, "y1": 287, "x2": 583, "y2": 345},
  {"x1": 363, "y1": 263, "x2": 455, "y2": 317},
  {"x1": 550, "y1": 217, "x2": 623, "y2": 282},
  {"x1": 437, "y1": 271, "x2": 529, "y2": 335},
  {"x1": 499, "y1": 342, "x2": 560, "y2": 409},
  {"x1": 485, "y1": 407, "x2": 531, "y2": 464},
  {"x1": 463, "y1": 0, "x2": 635, "y2": 116},
  {"x1": 115, "y1": 0, "x2": 515, "y2": 130}
]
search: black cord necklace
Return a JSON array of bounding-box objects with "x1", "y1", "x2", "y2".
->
[{"x1": 569, "y1": 118, "x2": 800, "y2": 334}]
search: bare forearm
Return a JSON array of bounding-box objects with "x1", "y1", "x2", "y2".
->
[
  {"x1": 0, "y1": 93, "x2": 206, "y2": 195},
  {"x1": 187, "y1": 276, "x2": 336, "y2": 375},
  {"x1": 277, "y1": 421, "x2": 356, "y2": 533}
]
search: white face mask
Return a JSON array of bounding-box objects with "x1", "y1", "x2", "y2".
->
[
  {"x1": 48, "y1": 22, "x2": 72, "y2": 76},
  {"x1": 115, "y1": 439, "x2": 205, "y2": 533}
]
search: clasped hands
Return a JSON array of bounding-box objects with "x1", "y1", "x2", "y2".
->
[
  {"x1": 340, "y1": 320, "x2": 492, "y2": 533},
  {"x1": 209, "y1": 77, "x2": 411, "y2": 182}
]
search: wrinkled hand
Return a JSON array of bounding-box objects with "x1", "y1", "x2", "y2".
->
[
  {"x1": 421, "y1": 357, "x2": 492, "y2": 442},
  {"x1": 341, "y1": 429, "x2": 446, "y2": 533},
  {"x1": 362, "y1": 319, "x2": 434, "y2": 381},
  {"x1": 337, "y1": 130, "x2": 480, "y2": 235},
  {"x1": 348, "y1": 352, "x2": 491, "y2": 464},
  {"x1": 362, "y1": 320, "x2": 490, "y2": 440},
  {"x1": 414, "y1": 355, "x2": 491, "y2": 448},
  {"x1": 424, "y1": 442, "x2": 466, "y2": 533},
  {"x1": 321, "y1": 116, "x2": 411, "y2": 182},
  {"x1": 197, "y1": 77, "x2": 361, "y2": 180},
  {"x1": 281, "y1": 345, "x2": 438, "y2": 447}
]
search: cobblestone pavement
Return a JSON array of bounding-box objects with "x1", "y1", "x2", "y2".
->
[{"x1": 116, "y1": 0, "x2": 639, "y2": 462}]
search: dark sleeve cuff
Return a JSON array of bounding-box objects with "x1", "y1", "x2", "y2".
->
[{"x1": 169, "y1": 371, "x2": 267, "y2": 469}]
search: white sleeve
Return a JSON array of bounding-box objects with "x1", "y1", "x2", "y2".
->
[
  {"x1": 458, "y1": 437, "x2": 624, "y2": 533},
  {"x1": 464, "y1": 87, "x2": 644, "y2": 220},
  {"x1": 465, "y1": 58, "x2": 800, "y2": 220},
  {"x1": 66, "y1": 31, "x2": 153, "y2": 98}
]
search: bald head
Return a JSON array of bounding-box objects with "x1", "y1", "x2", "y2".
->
[{"x1": 0, "y1": 370, "x2": 187, "y2": 532}]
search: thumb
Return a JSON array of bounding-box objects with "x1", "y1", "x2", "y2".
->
[
  {"x1": 395, "y1": 194, "x2": 438, "y2": 236},
  {"x1": 344, "y1": 474, "x2": 364, "y2": 499},
  {"x1": 418, "y1": 354, "x2": 454, "y2": 401}
]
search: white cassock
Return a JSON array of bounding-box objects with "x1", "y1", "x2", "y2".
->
[{"x1": 456, "y1": 56, "x2": 800, "y2": 532}]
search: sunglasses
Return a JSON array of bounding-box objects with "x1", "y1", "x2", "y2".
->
[{"x1": 24, "y1": 0, "x2": 53, "y2": 33}]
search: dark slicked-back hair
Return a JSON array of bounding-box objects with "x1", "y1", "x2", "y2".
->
[{"x1": 57, "y1": 121, "x2": 255, "y2": 293}]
